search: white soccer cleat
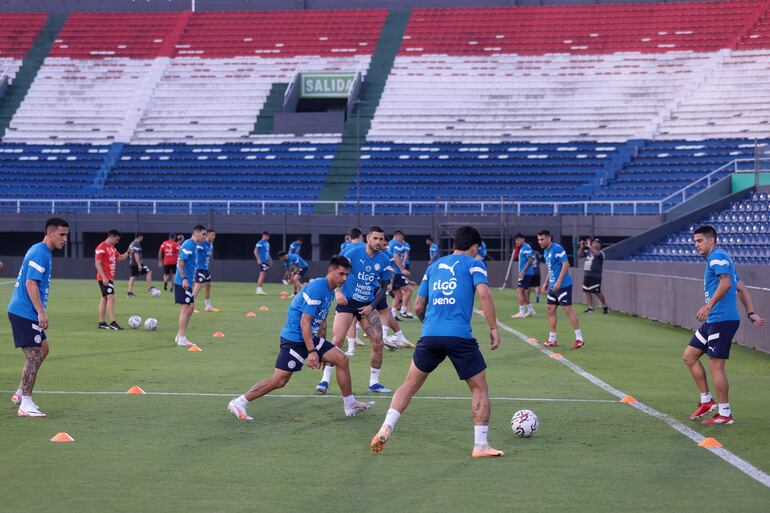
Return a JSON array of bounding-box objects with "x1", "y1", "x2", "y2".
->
[
  {"x1": 11, "y1": 392, "x2": 21, "y2": 406},
  {"x1": 17, "y1": 405, "x2": 46, "y2": 418},
  {"x1": 255, "y1": 289, "x2": 266, "y2": 295},
  {"x1": 175, "y1": 336, "x2": 194, "y2": 347},
  {"x1": 383, "y1": 336, "x2": 400, "y2": 351},
  {"x1": 397, "y1": 334, "x2": 414, "y2": 348},
  {"x1": 526, "y1": 310, "x2": 536, "y2": 317},
  {"x1": 354, "y1": 337, "x2": 366, "y2": 347},
  {"x1": 281, "y1": 279, "x2": 289, "y2": 285},
  {"x1": 345, "y1": 350, "x2": 356, "y2": 357},
  {"x1": 227, "y1": 399, "x2": 253, "y2": 421},
  {"x1": 345, "y1": 400, "x2": 375, "y2": 418},
  {"x1": 511, "y1": 312, "x2": 526, "y2": 319}
]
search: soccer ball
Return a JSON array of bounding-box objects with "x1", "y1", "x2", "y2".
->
[
  {"x1": 128, "y1": 315, "x2": 142, "y2": 329},
  {"x1": 510, "y1": 409, "x2": 539, "y2": 438},
  {"x1": 150, "y1": 288, "x2": 161, "y2": 297},
  {"x1": 144, "y1": 317, "x2": 158, "y2": 330}
]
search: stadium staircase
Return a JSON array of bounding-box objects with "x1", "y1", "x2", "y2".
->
[
  {"x1": 315, "y1": 9, "x2": 411, "y2": 213},
  {"x1": 250, "y1": 82, "x2": 289, "y2": 135}
]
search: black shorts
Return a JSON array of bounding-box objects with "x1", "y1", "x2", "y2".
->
[
  {"x1": 518, "y1": 274, "x2": 536, "y2": 289},
  {"x1": 174, "y1": 284, "x2": 194, "y2": 305},
  {"x1": 8, "y1": 312, "x2": 47, "y2": 348},
  {"x1": 413, "y1": 336, "x2": 487, "y2": 380},
  {"x1": 164, "y1": 264, "x2": 176, "y2": 275},
  {"x1": 98, "y1": 280, "x2": 115, "y2": 297},
  {"x1": 195, "y1": 269, "x2": 212, "y2": 283},
  {"x1": 289, "y1": 266, "x2": 308, "y2": 278},
  {"x1": 373, "y1": 292, "x2": 388, "y2": 311},
  {"x1": 391, "y1": 274, "x2": 408, "y2": 290},
  {"x1": 688, "y1": 320, "x2": 740, "y2": 359},
  {"x1": 130, "y1": 265, "x2": 150, "y2": 277},
  {"x1": 258, "y1": 263, "x2": 270, "y2": 273},
  {"x1": 546, "y1": 285, "x2": 573, "y2": 307},
  {"x1": 275, "y1": 336, "x2": 336, "y2": 372},
  {"x1": 335, "y1": 298, "x2": 386, "y2": 319},
  {"x1": 582, "y1": 276, "x2": 602, "y2": 294}
]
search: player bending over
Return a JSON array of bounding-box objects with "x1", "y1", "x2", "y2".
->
[
  {"x1": 227, "y1": 256, "x2": 373, "y2": 420},
  {"x1": 370, "y1": 225, "x2": 503, "y2": 458},
  {"x1": 278, "y1": 250, "x2": 309, "y2": 296}
]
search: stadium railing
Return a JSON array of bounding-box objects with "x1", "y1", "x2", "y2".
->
[{"x1": 661, "y1": 157, "x2": 770, "y2": 205}]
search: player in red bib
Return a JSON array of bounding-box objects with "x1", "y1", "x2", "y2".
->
[
  {"x1": 95, "y1": 229, "x2": 129, "y2": 330},
  {"x1": 158, "y1": 233, "x2": 180, "y2": 291}
]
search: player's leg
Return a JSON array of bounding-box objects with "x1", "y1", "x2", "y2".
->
[
  {"x1": 708, "y1": 357, "x2": 730, "y2": 412},
  {"x1": 145, "y1": 268, "x2": 154, "y2": 291},
  {"x1": 466, "y1": 371, "x2": 503, "y2": 458},
  {"x1": 17, "y1": 343, "x2": 47, "y2": 416},
  {"x1": 401, "y1": 284, "x2": 414, "y2": 317},
  {"x1": 700, "y1": 322, "x2": 738, "y2": 424},
  {"x1": 562, "y1": 305, "x2": 584, "y2": 348},
  {"x1": 361, "y1": 309, "x2": 390, "y2": 393},
  {"x1": 545, "y1": 303, "x2": 558, "y2": 347},
  {"x1": 256, "y1": 269, "x2": 266, "y2": 294},
  {"x1": 584, "y1": 289, "x2": 593, "y2": 311},
  {"x1": 514, "y1": 282, "x2": 527, "y2": 318},
  {"x1": 683, "y1": 342, "x2": 716, "y2": 419},
  {"x1": 322, "y1": 345, "x2": 375, "y2": 416},
  {"x1": 98, "y1": 295, "x2": 107, "y2": 325},
  {"x1": 596, "y1": 291, "x2": 608, "y2": 313},
  {"x1": 176, "y1": 302, "x2": 195, "y2": 345},
  {"x1": 106, "y1": 293, "x2": 118, "y2": 324},
  {"x1": 381, "y1": 307, "x2": 412, "y2": 348},
  {"x1": 228, "y1": 368, "x2": 293, "y2": 421},
  {"x1": 371, "y1": 361, "x2": 430, "y2": 453},
  {"x1": 127, "y1": 275, "x2": 136, "y2": 295},
  {"x1": 344, "y1": 317, "x2": 358, "y2": 356},
  {"x1": 318, "y1": 311, "x2": 356, "y2": 392}
]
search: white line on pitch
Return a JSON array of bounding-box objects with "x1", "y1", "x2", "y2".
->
[
  {"x1": 0, "y1": 389, "x2": 615, "y2": 403},
  {"x1": 0, "y1": 280, "x2": 15, "y2": 285},
  {"x1": 480, "y1": 310, "x2": 770, "y2": 489}
]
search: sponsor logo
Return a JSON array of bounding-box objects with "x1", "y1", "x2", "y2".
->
[
  {"x1": 437, "y1": 261, "x2": 460, "y2": 277},
  {"x1": 432, "y1": 297, "x2": 456, "y2": 305},
  {"x1": 432, "y1": 278, "x2": 458, "y2": 296}
]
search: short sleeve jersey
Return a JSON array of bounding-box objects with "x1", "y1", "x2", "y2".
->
[
  {"x1": 544, "y1": 243, "x2": 573, "y2": 288},
  {"x1": 418, "y1": 254, "x2": 488, "y2": 339},
  {"x1": 8, "y1": 242, "x2": 53, "y2": 321},
  {"x1": 196, "y1": 240, "x2": 212, "y2": 270},
  {"x1": 160, "y1": 240, "x2": 179, "y2": 266},
  {"x1": 379, "y1": 248, "x2": 396, "y2": 282},
  {"x1": 518, "y1": 243, "x2": 535, "y2": 276},
  {"x1": 340, "y1": 244, "x2": 390, "y2": 303},
  {"x1": 289, "y1": 241, "x2": 301, "y2": 255},
  {"x1": 704, "y1": 248, "x2": 739, "y2": 323},
  {"x1": 174, "y1": 239, "x2": 198, "y2": 285},
  {"x1": 284, "y1": 253, "x2": 308, "y2": 270},
  {"x1": 280, "y1": 278, "x2": 334, "y2": 343},
  {"x1": 128, "y1": 241, "x2": 143, "y2": 268},
  {"x1": 388, "y1": 240, "x2": 406, "y2": 275},
  {"x1": 95, "y1": 242, "x2": 119, "y2": 281},
  {"x1": 583, "y1": 250, "x2": 605, "y2": 278},
  {"x1": 255, "y1": 239, "x2": 271, "y2": 263}
]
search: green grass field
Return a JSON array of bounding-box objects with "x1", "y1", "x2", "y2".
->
[{"x1": 0, "y1": 279, "x2": 769, "y2": 513}]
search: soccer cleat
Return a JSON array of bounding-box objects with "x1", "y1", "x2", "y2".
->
[
  {"x1": 511, "y1": 312, "x2": 526, "y2": 319},
  {"x1": 345, "y1": 350, "x2": 355, "y2": 357},
  {"x1": 370, "y1": 426, "x2": 392, "y2": 453},
  {"x1": 368, "y1": 383, "x2": 392, "y2": 394},
  {"x1": 175, "y1": 337, "x2": 194, "y2": 347},
  {"x1": 255, "y1": 289, "x2": 266, "y2": 295},
  {"x1": 345, "y1": 400, "x2": 375, "y2": 418},
  {"x1": 98, "y1": 322, "x2": 111, "y2": 330},
  {"x1": 17, "y1": 405, "x2": 46, "y2": 418},
  {"x1": 471, "y1": 445, "x2": 505, "y2": 458},
  {"x1": 193, "y1": 309, "x2": 201, "y2": 314},
  {"x1": 397, "y1": 334, "x2": 414, "y2": 348},
  {"x1": 690, "y1": 400, "x2": 717, "y2": 420},
  {"x1": 127, "y1": 292, "x2": 136, "y2": 298},
  {"x1": 11, "y1": 392, "x2": 21, "y2": 406},
  {"x1": 315, "y1": 380, "x2": 329, "y2": 395},
  {"x1": 383, "y1": 336, "x2": 400, "y2": 351},
  {"x1": 525, "y1": 310, "x2": 535, "y2": 317},
  {"x1": 702, "y1": 413, "x2": 734, "y2": 425},
  {"x1": 572, "y1": 339, "x2": 585, "y2": 349},
  {"x1": 205, "y1": 307, "x2": 220, "y2": 312},
  {"x1": 163, "y1": 283, "x2": 168, "y2": 291},
  {"x1": 354, "y1": 337, "x2": 366, "y2": 347},
  {"x1": 109, "y1": 321, "x2": 124, "y2": 331},
  {"x1": 227, "y1": 399, "x2": 253, "y2": 421},
  {"x1": 602, "y1": 306, "x2": 609, "y2": 314},
  {"x1": 281, "y1": 279, "x2": 289, "y2": 285},
  {"x1": 543, "y1": 340, "x2": 558, "y2": 347},
  {"x1": 401, "y1": 312, "x2": 415, "y2": 319},
  {"x1": 584, "y1": 307, "x2": 594, "y2": 313}
]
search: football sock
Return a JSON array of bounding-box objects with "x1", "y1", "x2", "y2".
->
[
  {"x1": 383, "y1": 408, "x2": 401, "y2": 430},
  {"x1": 519, "y1": 306, "x2": 525, "y2": 314},
  {"x1": 321, "y1": 365, "x2": 334, "y2": 384},
  {"x1": 395, "y1": 330, "x2": 405, "y2": 340},
  {"x1": 575, "y1": 329, "x2": 583, "y2": 340},
  {"x1": 370, "y1": 367, "x2": 381, "y2": 387},
  {"x1": 235, "y1": 394, "x2": 249, "y2": 406},
  {"x1": 700, "y1": 392, "x2": 713, "y2": 404},
  {"x1": 347, "y1": 337, "x2": 356, "y2": 353},
  {"x1": 382, "y1": 325, "x2": 389, "y2": 339},
  {"x1": 391, "y1": 308, "x2": 398, "y2": 318},
  {"x1": 474, "y1": 425, "x2": 489, "y2": 446},
  {"x1": 205, "y1": 299, "x2": 212, "y2": 308},
  {"x1": 21, "y1": 396, "x2": 35, "y2": 410},
  {"x1": 343, "y1": 395, "x2": 357, "y2": 408},
  {"x1": 548, "y1": 332, "x2": 557, "y2": 342},
  {"x1": 528, "y1": 304, "x2": 536, "y2": 313},
  {"x1": 718, "y1": 403, "x2": 732, "y2": 417}
]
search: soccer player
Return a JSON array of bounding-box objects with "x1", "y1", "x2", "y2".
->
[
  {"x1": 278, "y1": 250, "x2": 308, "y2": 296},
  {"x1": 341, "y1": 228, "x2": 362, "y2": 254},
  {"x1": 370, "y1": 225, "x2": 503, "y2": 458},
  {"x1": 95, "y1": 229, "x2": 129, "y2": 330},
  {"x1": 8, "y1": 218, "x2": 69, "y2": 417},
  {"x1": 158, "y1": 233, "x2": 180, "y2": 291},
  {"x1": 127, "y1": 233, "x2": 156, "y2": 297},
  {"x1": 174, "y1": 225, "x2": 205, "y2": 347},
  {"x1": 512, "y1": 233, "x2": 536, "y2": 318},
  {"x1": 289, "y1": 236, "x2": 303, "y2": 256},
  {"x1": 317, "y1": 226, "x2": 392, "y2": 394},
  {"x1": 254, "y1": 231, "x2": 271, "y2": 295},
  {"x1": 193, "y1": 228, "x2": 218, "y2": 312},
  {"x1": 339, "y1": 228, "x2": 366, "y2": 351},
  {"x1": 537, "y1": 230, "x2": 584, "y2": 349},
  {"x1": 578, "y1": 238, "x2": 609, "y2": 314},
  {"x1": 683, "y1": 226, "x2": 765, "y2": 425},
  {"x1": 389, "y1": 231, "x2": 412, "y2": 319},
  {"x1": 427, "y1": 237, "x2": 439, "y2": 264},
  {"x1": 227, "y1": 256, "x2": 374, "y2": 420}
]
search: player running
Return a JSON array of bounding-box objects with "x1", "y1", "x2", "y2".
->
[
  {"x1": 537, "y1": 230, "x2": 584, "y2": 349},
  {"x1": 683, "y1": 226, "x2": 765, "y2": 425},
  {"x1": 158, "y1": 233, "x2": 180, "y2": 291},
  {"x1": 227, "y1": 256, "x2": 374, "y2": 420},
  {"x1": 512, "y1": 233, "x2": 536, "y2": 318},
  {"x1": 370, "y1": 225, "x2": 503, "y2": 458},
  {"x1": 316, "y1": 226, "x2": 392, "y2": 394},
  {"x1": 8, "y1": 218, "x2": 69, "y2": 417},
  {"x1": 127, "y1": 233, "x2": 157, "y2": 297},
  {"x1": 278, "y1": 250, "x2": 309, "y2": 296},
  {"x1": 174, "y1": 225, "x2": 205, "y2": 347},
  {"x1": 95, "y1": 229, "x2": 129, "y2": 330},
  {"x1": 254, "y1": 231, "x2": 271, "y2": 295},
  {"x1": 193, "y1": 228, "x2": 218, "y2": 312},
  {"x1": 427, "y1": 236, "x2": 439, "y2": 264}
]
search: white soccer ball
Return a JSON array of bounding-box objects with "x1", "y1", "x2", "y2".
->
[
  {"x1": 144, "y1": 317, "x2": 158, "y2": 330},
  {"x1": 128, "y1": 315, "x2": 142, "y2": 329},
  {"x1": 510, "y1": 409, "x2": 539, "y2": 438},
  {"x1": 151, "y1": 288, "x2": 161, "y2": 297}
]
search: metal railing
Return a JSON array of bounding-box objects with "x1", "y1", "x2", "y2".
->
[{"x1": 661, "y1": 156, "x2": 770, "y2": 205}]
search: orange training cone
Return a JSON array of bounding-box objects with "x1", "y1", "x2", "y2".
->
[
  {"x1": 50, "y1": 432, "x2": 75, "y2": 443},
  {"x1": 187, "y1": 344, "x2": 202, "y2": 352},
  {"x1": 619, "y1": 395, "x2": 638, "y2": 404},
  {"x1": 699, "y1": 437, "x2": 722, "y2": 448},
  {"x1": 527, "y1": 337, "x2": 538, "y2": 343},
  {"x1": 259, "y1": 306, "x2": 269, "y2": 311},
  {"x1": 549, "y1": 353, "x2": 563, "y2": 359},
  {"x1": 213, "y1": 331, "x2": 225, "y2": 338},
  {"x1": 126, "y1": 386, "x2": 146, "y2": 394},
  {"x1": 246, "y1": 312, "x2": 257, "y2": 317}
]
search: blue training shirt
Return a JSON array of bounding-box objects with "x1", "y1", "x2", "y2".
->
[
  {"x1": 429, "y1": 243, "x2": 439, "y2": 261},
  {"x1": 289, "y1": 241, "x2": 301, "y2": 255},
  {"x1": 280, "y1": 277, "x2": 334, "y2": 343},
  {"x1": 704, "y1": 247, "x2": 739, "y2": 323},
  {"x1": 340, "y1": 243, "x2": 390, "y2": 303},
  {"x1": 388, "y1": 239, "x2": 406, "y2": 274},
  {"x1": 418, "y1": 254, "x2": 489, "y2": 339},
  {"x1": 283, "y1": 253, "x2": 308, "y2": 270},
  {"x1": 174, "y1": 239, "x2": 198, "y2": 285},
  {"x1": 196, "y1": 240, "x2": 212, "y2": 270},
  {"x1": 8, "y1": 242, "x2": 53, "y2": 321},
  {"x1": 478, "y1": 241, "x2": 487, "y2": 259},
  {"x1": 255, "y1": 239, "x2": 271, "y2": 263},
  {"x1": 543, "y1": 243, "x2": 573, "y2": 288},
  {"x1": 518, "y1": 243, "x2": 535, "y2": 276}
]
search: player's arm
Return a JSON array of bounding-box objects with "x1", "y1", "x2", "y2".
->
[
  {"x1": 177, "y1": 254, "x2": 190, "y2": 289},
  {"x1": 415, "y1": 295, "x2": 427, "y2": 321},
  {"x1": 300, "y1": 313, "x2": 321, "y2": 369},
  {"x1": 25, "y1": 279, "x2": 48, "y2": 329},
  {"x1": 133, "y1": 249, "x2": 142, "y2": 267},
  {"x1": 253, "y1": 247, "x2": 262, "y2": 265},
  {"x1": 736, "y1": 279, "x2": 765, "y2": 327},
  {"x1": 553, "y1": 261, "x2": 570, "y2": 291},
  {"x1": 360, "y1": 279, "x2": 389, "y2": 315},
  {"x1": 393, "y1": 251, "x2": 409, "y2": 276},
  {"x1": 476, "y1": 283, "x2": 500, "y2": 350},
  {"x1": 95, "y1": 254, "x2": 109, "y2": 284},
  {"x1": 317, "y1": 319, "x2": 328, "y2": 339},
  {"x1": 334, "y1": 287, "x2": 348, "y2": 306},
  {"x1": 696, "y1": 274, "x2": 732, "y2": 322},
  {"x1": 157, "y1": 245, "x2": 164, "y2": 267}
]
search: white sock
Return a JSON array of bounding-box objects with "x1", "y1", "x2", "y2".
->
[
  {"x1": 700, "y1": 392, "x2": 713, "y2": 404},
  {"x1": 575, "y1": 329, "x2": 583, "y2": 340},
  {"x1": 391, "y1": 308, "x2": 397, "y2": 318},
  {"x1": 528, "y1": 304, "x2": 535, "y2": 313},
  {"x1": 370, "y1": 367, "x2": 381, "y2": 387},
  {"x1": 383, "y1": 408, "x2": 401, "y2": 430},
  {"x1": 235, "y1": 394, "x2": 249, "y2": 406},
  {"x1": 395, "y1": 330, "x2": 405, "y2": 340},
  {"x1": 548, "y1": 331, "x2": 557, "y2": 342},
  {"x1": 321, "y1": 365, "x2": 334, "y2": 384},
  {"x1": 400, "y1": 307, "x2": 407, "y2": 314},
  {"x1": 519, "y1": 306, "x2": 525, "y2": 314},
  {"x1": 718, "y1": 403, "x2": 732, "y2": 417},
  {"x1": 356, "y1": 324, "x2": 362, "y2": 334},
  {"x1": 382, "y1": 325, "x2": 389, "y2": 338},
  {"x1": 21, "y1": 395, "x2": 34, "y2": 410},
  {"x1": 347, "y1": 337, "x2": 356, "y2": 353},
  {"x1": 205, "y1": 299, "x2": 212, "y2": 308},
  {"x1": 474, "y1": 425, "x2": 489, "y2": 446},
  {"x1": 343, "y1": 395, "x2": 357, "y2": 408},
  {"x1": 256, "y1": 287, "x2": 263, "y2": 292},
  {"x1": 15, "y1": 387, "x2": 22, "y2": 397}
]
